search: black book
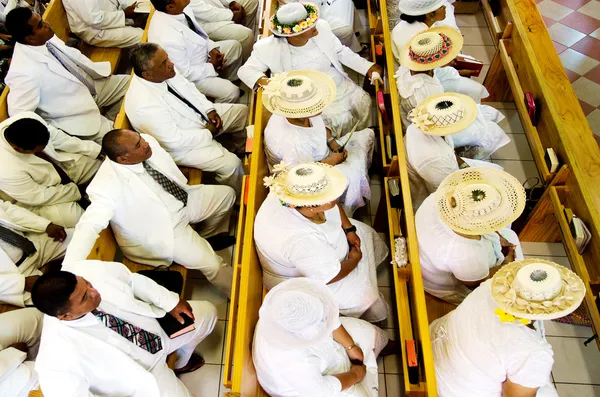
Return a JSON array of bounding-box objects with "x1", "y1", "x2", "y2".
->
[{"x1": 157, "y1": 312, "x2": 196, "y2": 339}]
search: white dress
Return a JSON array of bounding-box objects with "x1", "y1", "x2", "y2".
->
[
  {"x1": 394, "y1": 65, "x2": 490, "y2": 131},
  {"x1": 254, "y1": 193, "x2": 389, "y2": 319},
  {"x1": 264, "y1": 115, "x2": 374, "y2": 215},
  {"x1": 430, "y1": 280, "x2": 558, "y2": 397},
  {"x1": 288, "y1": 40, "x2": 372, "y2": 138},
  {"x1": 253, "y1": 317, "x2": 388, "y2": 397},
  {"x1": 416, "y1": 194, "x2": 524, "y2": 304},
  {"x1": 451, "y1": 105, "x2": 510, "y2": 159}
]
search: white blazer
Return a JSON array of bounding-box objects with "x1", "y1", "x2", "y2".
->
[
  {"x1": 62, "y1": 0, "x2": 129, "y2": 43},
  {"x1": 189, "y1": 0, "x2": 233, "y2": 32},
  {"x1": 238, "y1": 19, "x2": 373, "y2": 88},
  {"x1": 6, "y1": 35, "x2": 111, "y2": 137},
  {"x1": 64, "y1": 134, "x2": 197, "y2": 266},
  {"x1": 36, "y1": 260, "x2": 182, "y2": 397},
  {"x1": 148, "y1": 7, "x2": 219, "y2": 84},
  {"x1": 125, "y1": 73, "x2": 225, "y2": 163},
  {"x1": 0, "y1": 200, "x2": 51, "y2": 307},
  {"x1": 0, "y1": 112, "x2": 101, "y2": 211}
]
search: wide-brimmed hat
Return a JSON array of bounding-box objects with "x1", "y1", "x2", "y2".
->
[
  {"x1": 434, "y1": 167, "x2": 526, "y2": 235},
  {"x1": 491, "y1": 258, "x2": 586, "y2": 321},
  {"x1": 259, "y1": 278, "x2": 340, "y2": 348},
  {"x1": 398, "y1": 0, "x2": 446, "y2": 15},
  {"x1": 408, "y1": 92, "x2": 477, "y2": 135},
  {"x1": 269, "y1": 2, "x2": 319, "y2": 37},
  {"x1": 400, "y1": 27, "x2": 463, "y2": 72},
  {"x1": 263, "y1": 70, "x2": 336, "y2": 119},
  {"x1": 264, "y1": 162, "x2": 348, "y2": 207}
]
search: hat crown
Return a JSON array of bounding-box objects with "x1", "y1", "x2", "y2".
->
[
  {"x1": 410, "y1": 31, "x2": 445, "y2": 57},
  {"x1": 513, "y1": 263, "x2": 563, "y2": 301},
  {"x1": 279, "y1": 76, "x2": 319, "y2": 104},
  {"x1": 276, "y1": 2, "x2": 309, "y2": 24},
  {"x1": 425, "y1": 95, "x2": 465, "y2": 127},
  {"x1": 398, "y1": 0, "x2": 446, "y2": 15},
  {"x1": 271, "y1": 291, "x2": 326, "y2": 340},
  {"x1": 285, "y1": 163, "x2": 330, "y2": 196},
  {"x1": 451, "y1": 183, "x2": 502, "y2": 219}
]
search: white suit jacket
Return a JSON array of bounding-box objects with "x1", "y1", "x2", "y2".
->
[
  {"x1": 189, "y1": 0, "x2": 233, "y2": 31},
  {"x1": 63, "y1": 0, "x2": 130, "y2": 43},
  {"x1": 64, "y1": 134, "x2": 196, "y2": 266},
  {"x1": 125, "y1": 73, "x2": 224, "y2": 163},
  {"x1": 36, "y1": 260, "x2": 181, "y2": 397},
  {"x1": 0, "y1": 112, "x2": 101, "y2": 210},
  {"x1": 238, "y1": 19, "x2": 373, "y2": 88},
  {"x1": 6, "y1": 35, "x2": 111, "y2": 137},
  {"x1": 0, "y1": 200, "x2": 51, "y2": 307},
  {"x1": 148, "y1": 7, "x2": 219, "y2": 84}
]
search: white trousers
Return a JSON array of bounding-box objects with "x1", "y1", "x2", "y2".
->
[
  {"x1": 0, "y1": 309, "x2": 43, "y2": 397},
  {"x1": 172, "y1": 184, "x2": 236, "y2": 294},
  {"x1": 85, "y1": 74, "x2": 130, "y2": 143},
  {"x1": 203, "y1": 22, "x2": 254, "y2": 61},
  {"x1": 85, "y1": 26, "x2": 144, "y2": 48},
  {"x1": 30, "y1": 202, "x2": 84, "y2": 229},
  {"x1": 194, "y1": 40, "x2": 242, "y2": 103}
]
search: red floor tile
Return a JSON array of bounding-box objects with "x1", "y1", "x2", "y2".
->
[
  {"x1": 551, "y1": 0, "x2": 590, "y2": 9},
  {"x1": 543, "y1": 16, "x2": 557, "y2": 27},
  {"x1": 578, "y1": 99, "x2": 597, "y2": 115},
  {"x1": 584, "y1": 64, "x2": 600, "y2": 84},
  {"x1": 553, "y1": 40, "x2": 569, "y2": 53},
  {"x1": 571, "y1": 36, "x2": 600, "y2": 61},
  {"x1": 565, "y1": 68, "x2": 582, "y2": 83},
  {"x1": 559, "y1": 11, "x2": 600, "y2": 34}
]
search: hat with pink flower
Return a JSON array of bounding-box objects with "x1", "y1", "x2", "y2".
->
[{"x1": 270, "y1": 2, "x2": 319, "y2": 37}]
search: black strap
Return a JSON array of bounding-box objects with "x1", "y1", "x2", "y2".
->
[{"x1": 166, "y1": 84, "x2": 209, "y2": 123}]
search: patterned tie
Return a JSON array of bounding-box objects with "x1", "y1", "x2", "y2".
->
[
  {"x1": 35, "y1": 152, "x2": 72, "y2": 185},
  {"x1": 0, "y1": 224, "x2": 36, "y2": 266},
  {"x1": 166, "y1": 84, "x2": 209, "y2": 123},
  {"x1": 142, "y1": 162, "x2": 188, "y2": 206},
  {"x1": 92, "y1": 309, "x2": 163, "y2": 354},
  {"x1": 183, "y1": 13, "x2": 208, "y2": 40},
  {"x1": 46, "y1": 42, "x2": 97, "y2": 96}
]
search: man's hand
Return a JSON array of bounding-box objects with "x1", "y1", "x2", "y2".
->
[
  {"x1": 207, "y1": 110, "x2": 222, "y2": 135},
  {"x1": 46, "y1": 223, "x2": 67, "y2": 242},
  {"x1": 229, "y1": 1, "x2": 243, "y2": 11},
  {"x1": 366, "y1": 64, "x2": 383, "y2": 81},
  {"x1": 124, "y1": 2, "x2": 138, "y2": 18},
  {"x1": 346, "y1": 231, "x2": 361, "y2": 251},
  {"x1": 0, "y1": 33, "x2": 12, "y2": 41},
  {"x1": 24, "y1": 276, "x2": 40, "y2": 292},
  {"x1": 347, "y1": 345, "x2": 364, "y2": 364},
  {"x1": 169, "y1": 299, "x2": 195, "y2": 324},
  {"x1": 209, "y1": 48, "x2": 225, "y2": 72},
  {"x1": 232, "y1": 9, "x2": 244, "y2": 24}
]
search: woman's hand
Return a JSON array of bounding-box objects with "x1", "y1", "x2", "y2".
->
[
  {"x1": 347, "y1": 345, "x2": 364, "y2": 364},
  {"x1": 349, "y1": 244, "x2": 363, "y2": 262},
  {"x1": 257, "y1": 77, "x2": 270, "y2": 88},
  {"x1": 350, "y1": 364, "x2": 367, "y2": 383},
  {"x1": 346, "y1": 231, "x2": 361, "y2": 250},
  {"x1": 366, "y1": 64, "x2": 383, "y2": 81}
]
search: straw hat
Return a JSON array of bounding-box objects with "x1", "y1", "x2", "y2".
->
[
  {"x1": 264, "y1": 162, "x2": 348, "y2": 207},
  {"x1": 434, "y1": 167, "x2": 526, "y2": 235},
  {"x1": 491, "y1": 258, "x2": 586, "y2": 321},
  {"x1": 263, "y1": 70, "x2": 336, "y2": 119},
  {"x1": 400, "y1": 27, "x2": 463, "y2": 72},
  {"x1": 259, "y1": 278, "x2": 340, "y2": 348},
  {"x1": 398, "y1": 0, "x2": 446, "y2": 15},
  {"x1": 269, "y1": 2, "x2": 319, "y2": 37},
  {"x1": 407, "y1": 92, "x2": 477, "y2": 135}
]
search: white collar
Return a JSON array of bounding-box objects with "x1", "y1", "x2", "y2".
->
[{"x1": 114, "y1": 161, "x2": 145, "y2": 174}]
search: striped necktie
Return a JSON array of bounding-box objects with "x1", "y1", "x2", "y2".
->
[
  {"x1": 46, "y1": 42, "x2": 97, "y2": 96},
  {"x1": 92, "y1": 309, "x2": 163, "y2": 354},
  {"x1": 0, "y1": 224, "x2": 36, "y2": 266},
  {"x1": 142, "y1": 162, "x2": 188, "y2": 206}
]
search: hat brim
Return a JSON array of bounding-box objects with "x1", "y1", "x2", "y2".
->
[
  {"x1": 491, "y1": 258, "x2": 586, "y2": 321},
  {"x1": 273, "y1": 163, "x2": 348, "y2": 207},
  {"x1": 263, "y1": 70, "x2": 337, "y2": 119},
  {"x1": 435, "y1": 166, "x2": 526, "y2": 235},
  {"x1": 400, "y1": 27, "x2": 464, "y2": 72},
  {"x1": 415, "y1": 92, "x2": 478, "y2": 136}
]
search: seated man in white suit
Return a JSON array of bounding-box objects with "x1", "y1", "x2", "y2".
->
[
  {"x1": 189, "y1": 0, "x2": 256, "y2": 60},
  {"x1": 64, "y1": 130, "x2": 235, "y2": 295},
  {"x1": 32, "y1": 261, "x2": 218, "y2": 397},
  {"x1": 5, "y1": 7, "x2": 130, "y2": 143},
  {"x1": 62, "y1": 0, "x2": 145, "y2": 48},
  {"x1": 0, "y1": 308, "x2": 43, "y2": 397},
  {"x1": 0, "y1": 113, "x2": 103, "y2": 228},
  {"x1": 0, "y1": 199, "x2": 71, "y2": 307},
  {"x1": 148, "y1": 0, "x2": 243, "y2": 103},
  {"x1": 126, "y1": 43, "x2": 246, "y2": 196}
]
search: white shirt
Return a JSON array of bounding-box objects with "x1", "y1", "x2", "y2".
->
[{"x1": 430, "y1": 280, "x2": 556, "y2": 397}]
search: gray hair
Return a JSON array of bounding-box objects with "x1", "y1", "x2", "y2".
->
[{"x1": 129, "y1": 43, "x2": 161, "y2": 78}]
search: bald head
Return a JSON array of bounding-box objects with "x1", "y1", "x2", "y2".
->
[{"x1": 102, "y1": 129, "x2": 152, "y2": 165}]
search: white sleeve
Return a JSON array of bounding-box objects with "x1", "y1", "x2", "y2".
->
[
  {"x1": 286, "y1": 235, "x2": 342, "y2": 283},
  {"x1": 49, "y1": 125, "x2": 102, "y2": 159},
  {"x1": 415, "y1": 156, "x2": 459, "y2": 193},
  {"x1": 7, "y1": 74, "x2": 41, "y2": 117},
  {"x1": 190, "y1": 0, "x2": 233, "y2": 22},
  {"x1": 0, "y1": 200, "x2": 51, "y2": 232},
  {"x1": 279, "y1": 355, "x2": 343, "y2": 397},
  {"x1": 324, "y1": 21, "x2": 373, "y2": 76},
  {"x1": 506, "y1": 348, "x2": 554, "y2": 389},
  {"x1": 445, "y1": 243, "x2": 491, "y2": 282},
  {"x1": 238, "y1": 43, "x2": 270, "y2": 89},
  {"x1": 0, "y1": 172, "x2": 81, "y2": 208},
  {"x1": 164, "y1": 39, "x2": 218, "y2": 83},
  {"x1": 69, "y1": 0, "x2": 126, "y2": 29}
]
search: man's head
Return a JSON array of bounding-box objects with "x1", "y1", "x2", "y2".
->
[
  {"x1": 4, "y1": 117, "x2": 50, "y2": 154},
  {"x1": 6, "y1": 7, "x2": 54, "y2": 45},
  {"x1": 31, "y1": 271, "x2": 102, "y2": 321},
  {"x1": 130, "y1": 43, "x2": 176, "y2": 83},
  {"x1": 151, "y1": 0, "x2": 190, "y2": 14},
  {"x1": 102, "y1": 129, "x2": 152, "y2": 165}
]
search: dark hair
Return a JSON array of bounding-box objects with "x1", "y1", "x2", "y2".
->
[
  {"x1": 5, "y1": 7, "x2": 35, "y2": 44},
  {"x1": 102, "y1": 129, "x2": 130, "y2": 161},
  {"x1": 130, "y1": 43, "x2": 161, "y2": 77},
  {"x1": 31, "y1": 271, "x2": 78, "y2": 317},
  {"x1": 4, "y1": 118, "x2": 50, "y2": 150},
  {"x1": 399, "y1": 13, "x2": 428, "y2": 23},
  {"x1": 150, "y1": 0, "x2": 174, "y2": 12}
]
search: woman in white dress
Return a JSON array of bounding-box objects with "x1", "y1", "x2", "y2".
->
[
  {"x1": 405, "y1": 92, "x2": 508, "y2": 208},
  {"x1": 431, "y1": 258, "x2": 585, "y2": 396},
  {"x1": 416, "y1": 167, "x2": 525, "y2": 304},
  {"x1": 254, "y1": 162, "x2": 389, "y2": 322},
  {"x1": 238, "y1": 2, "x2": 383, "y2": 137},
  {"x1": 395, "y1": 27, "x2": 489, "y2": 130},
  {"x1": 253, "y1": 278, "x2": 396, "y2": 397},
  {"x1": 263, "y1": 70, "x2": 374, "y2": 215}
]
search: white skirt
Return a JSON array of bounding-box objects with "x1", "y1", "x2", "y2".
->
[{"x1": 452, "y1": 105, "x2": 510, "y2": 159}]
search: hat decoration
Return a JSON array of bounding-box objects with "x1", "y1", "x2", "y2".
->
[
  {"x1": 270, "y1": 2, "x2": 319, "y2": 37},
  {"x1": 408, "y1": 31, "x2": 453, "y2": 66},
  {"x1": 408, "y1": 93, "x2": 473, "y2": 135}
]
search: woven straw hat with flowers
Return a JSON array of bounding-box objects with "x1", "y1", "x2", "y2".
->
[
  {"x1": 400, "y1": 26, "x2": 463, "y2": 72},
  {"x1": 408, "y1": 92, "x2": 477, "y2": 136},
  {"x1": 270, "y1": 2, "x2": 319, "y2": 37}
]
